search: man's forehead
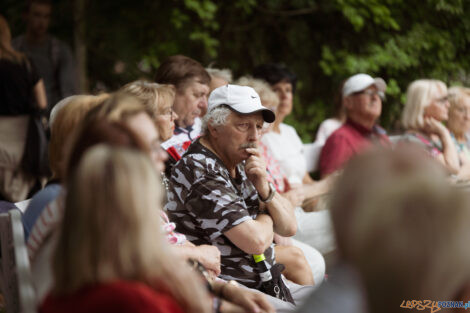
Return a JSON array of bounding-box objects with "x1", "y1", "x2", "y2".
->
[{"x1": 183, "y1": 78, "x2": 209, "y2": 91}]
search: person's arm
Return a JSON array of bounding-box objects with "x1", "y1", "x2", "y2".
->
[
  {"x1": 281, "y1": 185, "x2": 305, "y2": 207},
  {"x1": 212, "y1": 281, "x2": 275, "y2": 313},
  {"x1": 33, "y1": 79, "x2": 47, "y2": 110},
  {"x1": 302, "y1": 172, "x2": 315, "y2": 184},
  {"x1": 245, "y1": 147, "x2": 297, "y2": 237},
  {"x1": 301, "y1": 173, "x2": 336, "y2": 199},
  {"x1": 184, "y1": 172, "x2": 274, "y2": 256},
  {"x1": 224, "y1": 214, "x2": 274, "y2": 255},
  {"x1": 424, "y1": 117, "x2": 460, "y2": 174},
  {"x1": 172, "y1": 244, "x2": 221, "y2": 277}
]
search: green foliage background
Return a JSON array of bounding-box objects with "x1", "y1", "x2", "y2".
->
[{"x1": 4, "y1": 0, "x2": 470, "y2": 142}]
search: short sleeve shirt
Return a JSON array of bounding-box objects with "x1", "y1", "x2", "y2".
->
[
  {"x1": 319, "y1": 119, "x2": 390, "y2": 176},
  {"x1": 165, "y1": 139, "x2": 275, "y2": 288}
]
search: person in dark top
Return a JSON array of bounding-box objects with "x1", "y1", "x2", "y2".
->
[
  {"x1": 0, "y1": 15, "x2": 46, "y2": 115},
  {"x1": 0, "y1": 14, "x2": 47, "y2": 202},
  {"x1": 13, "y1": 0, "x2": 78, "y2": 112}
]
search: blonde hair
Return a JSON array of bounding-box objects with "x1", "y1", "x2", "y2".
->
[
  {"x1": 120, "y1": 81, "x2": 175, "y2": 117},
  {"x1": 448, "y1": 86, "x2": 470, "y2": 110},
  {"x1": 49, "y1": 93, "x2": 110, "y2": 179},
  {"x1": 86, "y1": 91, "x2": 152, "y2": 124},
  {"x1": 52, "y1": 146, "x2": 211, "y2": 312},
  {"x1": 447, "y1": 86, "x2": 470, "y2": 134},
  {"x1": 401, "y1": 79, "x2": 447, "y2": 130},
  {"x1": 331, "y1": 148, "x2": 470, "y2": 313},
  {"x1": 236, "y1": 76, "x2": 280, "y2": 109},
  {"x1": 0, "y1": 15, "x2": 26, "y2": 63}
]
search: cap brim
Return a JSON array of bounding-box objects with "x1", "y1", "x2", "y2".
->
[
  {"x1": 228, "y1": 106, "x2": 276, "y2": 123},
  {"x1": 373, "y1": 77, "x2": 387, "y2": 93}
]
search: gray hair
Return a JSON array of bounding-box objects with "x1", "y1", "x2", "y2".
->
[
  {"x1": 206, "y1": 68, "x2": 233, "y2": 84},
  {"x1": 201, "y1": 106, "x2": 232, "y2": 135}
]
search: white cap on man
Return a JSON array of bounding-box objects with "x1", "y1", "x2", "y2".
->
[
  {"x1": 342, "y1": 73, "x2": 387, "y2": 98},
  {"x1": 208, "y1": 84, "x2": 276, "y2": 123}
]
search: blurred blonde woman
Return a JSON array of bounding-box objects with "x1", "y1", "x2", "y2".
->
[
  {"x1": 400, "y1": 79, "x2": 460, "y2": 174},
  {"x1": 120, "y1": 81, "x2": 178, "y2": 142},
  {"x1": 0, "y1": 15, "x2": 47, "y2": 201},
  {"x1": 447, "y1": 86, "x2": 470, "y2": 163},
  {"x1": 40, "y1": 145, "x2": 211, "y2": 313}
]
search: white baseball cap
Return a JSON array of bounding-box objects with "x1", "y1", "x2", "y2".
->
[
  {"x1": 342, "y1": 73, "x2": 387, "y2": 98},
  {"x1": 208, "y1": 84, "x2": 275, "y2": 123}
]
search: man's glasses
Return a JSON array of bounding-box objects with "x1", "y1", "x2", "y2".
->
[{"x1": 354, "y1": 90, "x2": 385, "y2": 100}]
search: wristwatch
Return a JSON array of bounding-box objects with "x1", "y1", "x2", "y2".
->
[{"x1": 259, "y1": 182, "x2": 276, "y2": 204}]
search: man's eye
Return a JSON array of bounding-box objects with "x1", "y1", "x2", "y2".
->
[{"x1": 237, "y1": 123, "x2": 249, "y2": 130}]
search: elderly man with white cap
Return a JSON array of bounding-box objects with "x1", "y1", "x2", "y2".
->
[
  {"x1": 166, "y1": 84, "x2": 313, "y2": 311},
  {"x1": 319, "y1": 73, "x2": 390, "y2": 177}
]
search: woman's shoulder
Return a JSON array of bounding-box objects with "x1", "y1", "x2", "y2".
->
[{"x1": 280, "y1": 123, "x2": 302, "y2": 139}]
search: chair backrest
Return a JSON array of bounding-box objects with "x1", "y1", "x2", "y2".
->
[{"x1": 0, "y1": 209, "x2": 36, "y2": 313}]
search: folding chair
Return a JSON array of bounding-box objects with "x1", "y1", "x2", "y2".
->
[{"x1": 0, "y1": 209, "x2": 36, "y2": 313}]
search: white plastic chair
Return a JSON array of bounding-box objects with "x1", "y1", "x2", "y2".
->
[{"x1": 0, "y1": 209, "x2": 36, "y2": 313}]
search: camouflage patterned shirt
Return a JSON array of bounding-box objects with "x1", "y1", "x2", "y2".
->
[{"x1": 165, "y1": 139, "x2": 275, "y2": 289}]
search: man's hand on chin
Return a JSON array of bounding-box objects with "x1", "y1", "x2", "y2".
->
[{"x1": 244, "y1": 147, "x2": 270, "y2": 198}]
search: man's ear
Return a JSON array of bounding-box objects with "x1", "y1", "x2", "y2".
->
[
  {"x1": 343, "y1": 96, "x2": 354, "y2": 111},
  {"x1": 207, "y1": 123, "x2": 219, "y2": 139}
]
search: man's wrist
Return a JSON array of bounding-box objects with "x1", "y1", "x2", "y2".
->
[{"x1": 259, "y1": 182, "x2": 276, "y2": 203}]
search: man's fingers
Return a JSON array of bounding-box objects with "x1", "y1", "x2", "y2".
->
[{"x1": 245, "y1": 147, "x2": 260, "y2": 156}]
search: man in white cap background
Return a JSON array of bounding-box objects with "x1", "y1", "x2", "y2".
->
[
  {"x1": 166, "y1": 84, "x2": 313, "y2": 311},
  {"x1": 319, "y1": 73, "x2": 390, "y2": 177}
]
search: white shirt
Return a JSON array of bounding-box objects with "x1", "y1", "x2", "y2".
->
[
  {"x1": 315, "y1": 118, "x2": 343, "y2": 145},
  {"x1": 261, "y1": 123, "x2": 306, "y2": 185}
]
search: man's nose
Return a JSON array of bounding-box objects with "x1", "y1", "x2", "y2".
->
[
  {"x1": 248, "y1": 126, "x2": 261, "y2": 141},
  {"x1": 198, "y1": 97, "x2": 208, "y2": 110}
]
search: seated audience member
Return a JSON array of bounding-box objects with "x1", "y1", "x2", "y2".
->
[
  {"x1": 206, "y1": 67, "x2": 233, "y2": 92},
  {"x1": 26, "y1": 93, "x2": 163, "y2": 302},
  {"x1": 253, "y1": 64, "x2": 326, "y2": 188},
  {"x1": 237, "y1": 76, "x2": 325, "y2": 285},
  {"x1": 253, "y1": 64, "x2": 336, "y2": 253},
  {"x1": 29, "y1": 118, "x2": 150, "y2": 303},
  {"x1": 154, "y1": 55, "x2": 211, "y2": 164},
  {"x1": 400, "y1": 79, "x2": 462, "y2": 175},
  {"x1": 0, "y1": 14, "x2": 47, "y2": 202},
  {"x1": 40, "y1": 146, "x2": 212, "y2": 313},
  {"x1": 166, "y1": 84, "x2": 313, "y2": 311},
  {"x1": 22, "y1": 94, "x2": 109, "y2": 240},
  {"x1": 447, "y1": 86, "x2": 470, "y2": 163},
  {"x1": 328, "y1": 147, "x2": 470, "y2": 313},
  {"x1": 318, "y1": 73, "x2": 390, "y2": 177},
  {"x1": 120, "y1": 81, "x2": 178, "y2": 178},
  {"x1": 121, "y1": 81, "x2": 177, "y2": 142}
]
